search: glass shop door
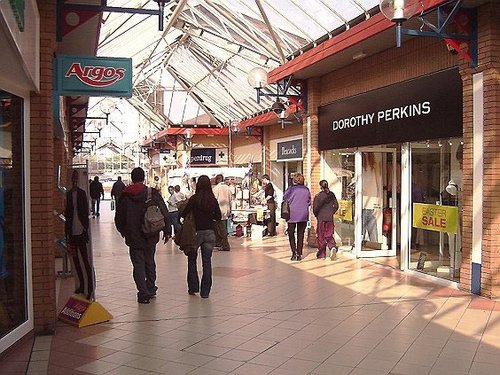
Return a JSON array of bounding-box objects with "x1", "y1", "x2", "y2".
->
[{"x1": 356, "y1": 149, "x2": 398, "y2": 258}]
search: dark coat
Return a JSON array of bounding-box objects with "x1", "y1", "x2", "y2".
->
[
  {"x1": 64, "y1": 188, "x2": 90, "y2": 238},
  {"x1": 176, "y1": 199, "x2": 197, "y2": 255},
  {"x1": 313, "y1": 190, "x2": 339, "y2": 222},
  {"x1": 110, "y1": 180, "x2": 125, "y2": 200},
  {"x1": 115, "y1": 183, "x2": 170, "y2": 248},
  {"x1": 90, "y1": 180, "x2": 104, "y2": 199}
]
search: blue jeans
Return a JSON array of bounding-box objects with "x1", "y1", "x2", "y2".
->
[
  {"x1": 168, "y1": 211, "x2": 181, "y2": 234},
  {"x1": 187, "y1": 229, "x2": 215, "y2": 296},
  {"x1": 91, "y1": 198, "x2": 101, "y2": 216},
  {"x1": 129, "y1": 246, "x2": 157, "y2": 300},
  {"x1": 362, "y1": 209, "x2": 378, "y2": 242}
]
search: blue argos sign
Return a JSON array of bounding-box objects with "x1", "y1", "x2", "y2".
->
[{"x1": 56, "y1": 55, "x2": 133, "y2": 97}]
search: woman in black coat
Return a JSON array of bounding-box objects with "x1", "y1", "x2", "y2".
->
[{"x1": 180, "y1": 175, "x2": 221, "y2": 298}]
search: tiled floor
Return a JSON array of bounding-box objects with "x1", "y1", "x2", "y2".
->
[{"x1": 13, "y1": 203, "x2": 500, "y2": 373}]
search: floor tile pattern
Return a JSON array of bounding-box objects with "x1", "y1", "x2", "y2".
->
[{"x1": 3, "y1": 203, "x2": 500, "y2": 374}]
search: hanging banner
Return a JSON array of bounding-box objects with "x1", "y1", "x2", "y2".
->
[
  {"x1": 412, "y1": 203, "x2": 458, "y2": 233},
  {"x1": 56, "y1": 55, "x2": 133, "y2": 97}
]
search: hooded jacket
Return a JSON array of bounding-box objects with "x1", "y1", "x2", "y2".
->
[
  {"x1": 115, "y1": 183, "x2": 170, "y2": 248},
  {"x1": 313, "y1": 190, "x2": 339, "y2": 222}
]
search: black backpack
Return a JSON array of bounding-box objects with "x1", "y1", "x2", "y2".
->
[{"x1": 141, "y1": 187, "x2": 165, "y2": 235}]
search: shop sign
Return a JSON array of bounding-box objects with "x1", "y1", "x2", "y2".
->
[
  {"x1": 318, "y1": 68, "x2": 462, "y2": 150},
  {"x1": 277, "y1": 139, "x2": 302, "y2": 161},
  {"x1": 190, "y1": 148, "x2": 215, "y2": 165},
  {"x1": 56, "y1": 55, "x2": 132, "y2": 97},
  {"x1": 58, "y1": 297, "x2": 90, "y2": 326},
  {"x1": 190, "y1": 148, "x2": 228, "y2": 166},
  {"x1": 334, "y1": 199, "x2": 353, "y2": 222},
  {"x1": 412, "y1": 203, "x2": 458, "y2": 233},
  {"x1": 8, "y1": 0, "x2": 25, "y2": 31},
  {"x1": 160, "y1": 151, "x2": 176, "y2": 166}
]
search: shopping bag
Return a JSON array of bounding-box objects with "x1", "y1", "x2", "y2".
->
[{"x1": 280, "y1": 201, "x2": 290, "y2": 221}]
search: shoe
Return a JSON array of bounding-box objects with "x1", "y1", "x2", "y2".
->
[
  {"x1": 200, "y1": 294, "x2": 209, "y2": 298},
  {"x1": 290, "y1": 254, "x2": 297, "y2": 261},
  {"x1": 149, "y1": 293, "x2": 157, "y2": 299},
  {"x1": 86, "y1": 294, "x2": 92, "y2": 301},
  {"x1": 74, "y1": 288, "x2": 83, "y2": 294},
  {"x1": 138, "y1": 297, "x2": 150, "y2": 304},
  {"x1": 188, "y1": 291, "x2": 197, "y2": 295},
  {"x1": 330, "y1": 248, "x2": 338, "y2": 260},
  {"x1": 296, "y1": 255, "x2": 302, "y2": 261},
  {"x1": 221, "y1": 248, "x2": 230, "y2": 251}
]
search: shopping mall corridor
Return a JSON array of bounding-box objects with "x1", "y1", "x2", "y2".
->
[{"x1": 10, "y1": 204, "x2": 500, "y2": 374}]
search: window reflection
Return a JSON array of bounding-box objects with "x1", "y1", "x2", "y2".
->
[{"x1": 410, "y1": 138, "x2": 463, "y2": 282}]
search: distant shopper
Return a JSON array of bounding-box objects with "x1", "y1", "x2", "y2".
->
[
  {"x1": 212, "y1": 174, "x2": 232, "y2": 251},
  {"x1": 261, "y1": 174, "x2": 277, "y2": 236},
  {"x1": 167, "y1": 185, "x2": 182, "y2": 236},
  {"x1": 111, "y1": 176, "x2": 126, "y2": 202},
  {"x1": 115, "y1": 167, "x2": 170, "y2": 304},
  {"x1": 282, "y1": 173, "x2": 311, "y2": 261},
  {"x1": 65, "y1": 170, "x2": 94, "y2": 300},
  {"x1": 89, "y1": 176, "x2": 104, "y2": 218},
  {"x1": 180, "y1": 175, "x2": 221, "y2": 298},
  {"x1": 313, "y1": 180, "x2": 339, "y2": 260},
  {"x1": 174, "y1": 184, "x2": 186, "y2": 201}
]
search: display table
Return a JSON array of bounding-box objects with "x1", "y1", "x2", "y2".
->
[{"x1": 232, "y1": 207, "x2": 270, "y2": 238}]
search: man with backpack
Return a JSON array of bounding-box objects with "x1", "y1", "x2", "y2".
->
[{"x1": 115, "y1": 167, "x2": 171, "y2": 304}]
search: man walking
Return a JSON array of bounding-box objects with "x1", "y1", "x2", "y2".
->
[
  {"x1": 115, "y1": 167, "x2": 171, "y2": 304},
  {"x1": 89, "y1": 176, "x2": 104, "y2": 217},
  {"x1": 111, "y1": 176, "x2": 126, "y2": 202},
  {"x1": 212, "y1": 174, "x2": 232, "y2": 251}
]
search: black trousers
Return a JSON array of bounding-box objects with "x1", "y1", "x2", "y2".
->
[
  {"x1": 287, "y1": 222, "x2": 307, "y2": 256},
  {"x1": 69, "y1": 234, "x2": 94, "y2": 299},
  {"x1": 266, "y1": 201, "x2": 277, "y2": 236},
  {"x1": 129, "y1": 245, "x2": 157, "y2": 300}
]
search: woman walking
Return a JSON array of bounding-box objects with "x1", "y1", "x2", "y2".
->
[
  {"x1": 282, "y1": 173, "x2": 311, "y2": 261},
  {"x1": 313, "y1": 180, "x2": 339, "y2": 259},
  {"x1": 180, "y1": 175, "x2": 221, "y2": 298}
]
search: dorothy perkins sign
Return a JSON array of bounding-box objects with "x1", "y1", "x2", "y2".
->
[
  {"x1": 318, "y1": 68, "x2": 462, "y2": 150},
  {"x1": 56, "y1": 55, "x2": 133, "y2": 97}
]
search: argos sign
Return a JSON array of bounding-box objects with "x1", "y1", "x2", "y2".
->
[{"x1": 56, "y1": 55, "x2": 132, "y2": 97}]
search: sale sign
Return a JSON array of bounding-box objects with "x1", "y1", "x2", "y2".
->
[{"x1": 412, "y1": 203, "x2": 458, "y2": 234}]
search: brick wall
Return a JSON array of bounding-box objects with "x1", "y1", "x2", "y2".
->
[
  {"x1": 30, "y1": 0, "x2": 57, "y2": 333},
  {"x1": 460, "y1": 2, "x2": 500, "y2": 297}
]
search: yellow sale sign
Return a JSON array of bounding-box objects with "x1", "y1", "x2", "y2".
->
[
  {"x1": 334, "y1": 200, "x2": 353, "y2": 222},
  {"x1": 412, "y1": 203, "x2": 458, "y2": 234}
]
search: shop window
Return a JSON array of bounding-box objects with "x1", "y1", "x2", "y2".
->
[
  {"x1": 324, "y1": 150, "x2": 355, "y2": 252},
  {"x1": 0, "y1": 91, "x2": 26, "y2": 339},
  {"x1": 409, "y1": 138, "x2": 463, "y2": 282}
]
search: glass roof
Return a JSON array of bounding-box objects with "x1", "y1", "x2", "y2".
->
[{"x1": 91, "y1": 0, "x2": 379, "y2": 133}]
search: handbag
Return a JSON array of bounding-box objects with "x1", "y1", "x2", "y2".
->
[
  {"x1": 280, "y1": 201, "x2": 290, "y2": 221},
  {"x1": 111, "y1": 199, "x2": 115, "y2": 211}
]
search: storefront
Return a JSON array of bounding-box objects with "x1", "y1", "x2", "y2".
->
[
  {"x1": 268, "y1": 123, "x2": 304, "y2": 204},
  {"x1": 0, "y1": 0, "x2": 39, "y2": 354},
  {"x1": 318, "y1": 68, "x2": 463, "y2": 283}
]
